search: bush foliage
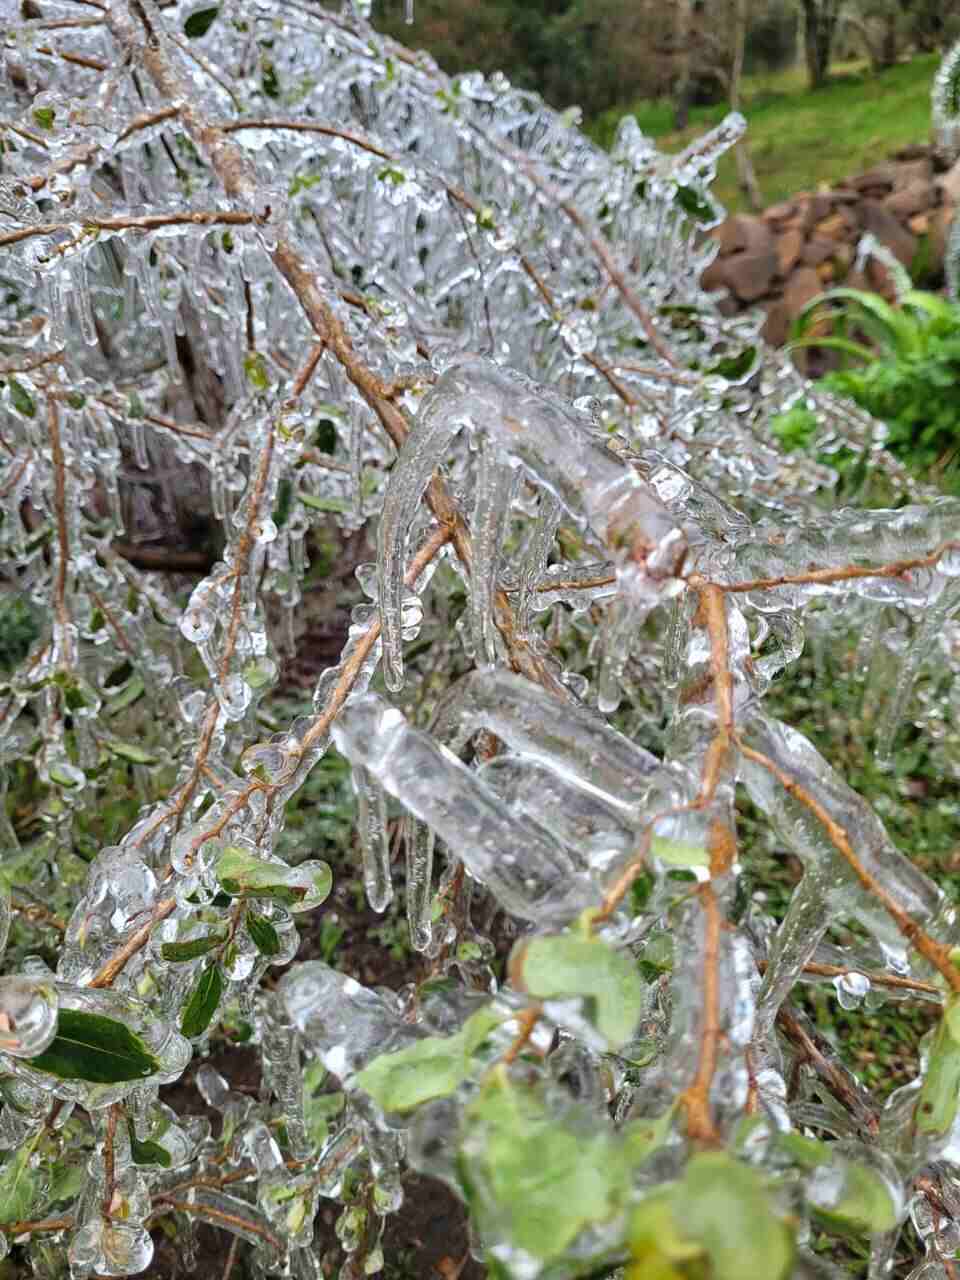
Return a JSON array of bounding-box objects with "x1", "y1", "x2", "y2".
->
[{"x1": 2, "y1": 5, "x2": 960, "y2": 1280}]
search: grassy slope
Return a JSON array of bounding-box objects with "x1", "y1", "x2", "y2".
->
[{"x1": 588, "y1": 54, "x2": 941, "y2": 215}]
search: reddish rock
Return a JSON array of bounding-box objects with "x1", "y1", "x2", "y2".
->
[
  {"x1": 776, "y1": 227, "x2": 805, "y2": 275},
  {"x1": 893, "y1": 144, "x2": 934, "y2": 162},
  {"x1": 859, "y1": 199, "x2": 917, "y2": 265},
  {"x1": 831, "y1": 187, "x2": 860, "y2": 204},
  {"x1": 866, "y1": 258, "x2": 898, "y2": 301},
  {"x1": 802, "y1": 237, "x2": 837, "y2": 267},
  {"x1": 937, "y1": 159, "x2": 960, "y2": 208},
  {"x1": 884, "y1": 179, "x2": 933, "y2": 220},
  {"x1": 783, "y1": 266, "x2": 827, "y2": 320},
  {"x1": 711, "y1": 214, "x2": 773, "y2": 256},
  {"x1": 908, "y1": 212, "x2": 930, "y2": 236},
  {"x1": 816, "y1": 261, "x2": 836, "y2": 283},
  {"x1": 763, "y1": 199, "x2": 796, "y2": 224},
  {"x1": 761, "y1": 299, "x2": 792, "y2": 346},
  {"x1": 891, "y1": 158, "x2": 933, "y2": 189},
  {"x1": 724, "y1": 249, "x2": 778, "y2": 302},
  {"x1": 806, "y1": 194, "x2": 834, "y2": 224},
  {"x1": 700, "y1": 254, "x2": 729, "y2": 293},
  {"x1": 815, "y1": 210, "x2": 857, "y2": 240},
  {"x1": 851, "y1": 166, "x2": 896, "y2": 192}
]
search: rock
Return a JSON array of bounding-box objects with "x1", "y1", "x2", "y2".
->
[
  {"x1": 866, "y1": 258, "x2": 898, "y2": 301},
  {"x1": 884, "y1": 179, "x2": 933, "y2": 220},
  {"x1": 908, "y1": 212, "x2": 930, "y2": 235},
  {"x1": 929, "y1": 205, "x2": 955, "y2": 273},
  {"x1": 830, "y1": 187, "x2": 860, "y2": 204},
  {"x1": 700, "y1": 254, "x2": 729, "y2": 293},
  {"x1": 711, "y1": 214, "x2": 773, "y2": 256},
  {"x1": 859, "y1": 199, "x2": 917, "y2": 265},
  {"x1": 724, "y1": 249, "x2": 778, "y2": 302},
  {"x1": 783, "y1": 266, "x2": 827, "y2": 320},
  {"x1": 806, "y1": 194, "x2": 834, "y2": 224},
  {"x1": 761, "y1": 299, "x2": 792, "y2": 346},
  {"x1": 763, "y1": 200, "x2": 796, "y2": 224},
  {"x1": 776, "y1": 226, "x2": 805, "y2": 276},
  {"x1": 937, "y1": 159, "x2": 960, "y2": 208},
  {"x1": 815, "y1": 210, "x2": 858, "y2": 240},
  {"x1": 891, "y1": 158, "x2": 933, "y2": 189},
  {"x1": 816, "y1": 261, "x2": 835, "y2": 282},
  {"x1": 893, "y1": 144, "x2": 934, "y2": 162},
  {"x1": 851, "y1": 165, "x2": 896, "y2": 192},
  {"x1": 802, "y1": 237, "x2": 837, "y2": 267}
]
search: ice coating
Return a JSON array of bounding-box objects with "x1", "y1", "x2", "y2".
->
[
  {"x1": 332, "y1": 694, "x2": 596, "y2": 922},
  {"x1": 377, "y1": 355, "x2": 685, "y2": 689}
]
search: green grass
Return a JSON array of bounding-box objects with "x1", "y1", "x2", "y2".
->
[{"x1": 589, "y1": 54, "x2": 941, "y2": 215}]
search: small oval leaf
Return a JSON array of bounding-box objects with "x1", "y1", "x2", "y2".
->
[
  {"x1": 28, "y1": 1009, "x2": 160, "y2": 1084},
  {"x1": 180, "y1": 963, "x2": 224, "y2": 1039}
]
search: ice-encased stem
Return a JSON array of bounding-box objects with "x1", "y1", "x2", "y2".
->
[
  {"x1": 353, "y1": 764, "x2": 393, "y2": 914},
  {"x1": 332, "y1": 694, "x2": 595, "y2": 923},
  {"x1": 377, "y1": 355, "x2": 683, "y2": 689},
  {"x1": 431, "y1": 666, "x2": 659, "y2": 818}
]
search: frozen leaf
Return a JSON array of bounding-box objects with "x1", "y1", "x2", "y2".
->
[
  {"x1": 246, "y1": 910, "x2": 282, "y2": 957},
  {"x1": 0, "y1": 1141, "x2": 43, "y2": 1226},
  {"x1": 513, "y1": 932, "x2": 643, "y2": 1048},
  {"x1": 184, "y1": 5, "x2": 219, "y2": 37},
  {"x1": 28, "y1": 1010, "x2": 160, "y2": 1084},
  {"x1": 461, "y1": 1080, "x2": 631, "y2": 1262},
  {"x1": 161, "y1": 930, "x2": 228, "y2": 963},
  {"x1": 355, "y1": 1005, "x2": 504, "y2": 1112},
  {"x1": 180, "y1": 963, "x2": 224, "y2": 1039}
]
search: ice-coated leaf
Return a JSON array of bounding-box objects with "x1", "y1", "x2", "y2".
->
[
  {"x1": 215, "y1": 846, "x2": 332, "y2": 911},
  {"x1": 513, "y1": 932, "x2": 644, "y2": 1048},
  {"x1": 106, "y1": 740, "x2": 159, "y2": 766},
  {"x1": 180, "y1": 963, "x2": 224, "y2": 1039},
  {"x1": 7, "y1": 379, "x2": 36, "y2": 418},
  {"x1": 628, "y1": 1154, "x2": 793, "y2": 1280},
  {"x1": 356, "y1": 1005, "x2": 504, "y2": 1112},
  {"x1": 461, "y1": 1079, "x2": 631, "y2": 1262},
  {"x1": 0, "y1": 1141, "x2": 43, "y2": 1225},
  {"x1": 915, "y1": 995, "x2": 960, "y2": 1137},
  {"x1": 28, "y1": 1010, "x2": 160, "y2": 1083},
  {"x1": 246, "y1": 909, "x2": 281, "y2": 957},
  {"x1": 128, "y1": 1123, "x2": 172, "y2": 1169},
  {"x1": 161, "y1": 930, "x2": 228, "y2": 963},
  {"x1": 184, "y1": 6, "x2": 219, "y2": 37}
]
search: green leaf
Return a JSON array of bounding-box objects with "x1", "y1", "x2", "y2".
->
[
  {"x1": 215, "y1": 845, "x2": 331, "y2": 911},
  {"x1": 106, "y1": 740, "x2": 158, "y2": 766},
  {"x1": 515, "y1": 934, "x2": 644, "y2": 1049},
  {"x1": 0, "y1": 1139, "x2": 42, "y2": 1225},
  {"x1": 915, "y1": 994, "x2": 960, "y2": 1137},
  {"x1": 808, "y1": 1159, "x2": 899, "y2": 1236},
  {"x1": 184, "y1": 5, "x2": 219, "y2": 37},
  {"x1": 650, "y1": 835, "x2": 709, "y2": 869},
  {"x1": 462, "y1": 1080, "x2": 631, "y2": 1261},
  {"x1": 180, "y1": 963, "x2": 224, "y2": 1038},
  {"x1": 127, "y1": 1122, "x2": 172, "y2": 1169},
  {"x1": 674, "y1": 184, "x2": 714, "y2": 224},
  {"x1": 29, "y1": 1010, "x2": 160, "y2": 1083},
  {"x1": 246, "y1": 909, "x2": 281, "y2": 957},
  {"x1": 244, "y1": 353, "x2": 270, "y2": 391},
  {"x1": 705, "y1": 347, "x2": 757, "y2": 382},
  {"x1": 161, "y1": 929, "x2": 227, "y2": 962},
  {"x1": 356, "y1": 1005, "x2": 504, "y2": 1112},
  {"x1": 298, "y1": 491, "x2": 349, "y2": 514},
  {"x1": 8, "y1": 379, "x2": 36, "y2": 418},
  {"x1": 32, "y1": 107, "x2": 55, "y2": 130},
  {"x1": 681, "y1": 1153, "x2": 794, "y2": 1280},
  {"x1": 107, "y1": 674, "x2": 145, "y2": 714}
]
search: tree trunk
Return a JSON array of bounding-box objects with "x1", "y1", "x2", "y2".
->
[
  {"x1": 674, "y1": 0, "x2": 694, "y2": 129},
  {"x1": 730, "y1": 0, "x2": 762, "y2": 211},
  {"x1": 801, "y1": 0, "x2": 840, "y2": 89}
]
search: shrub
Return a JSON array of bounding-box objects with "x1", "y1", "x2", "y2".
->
[
  {"x1": 1, "y1": 5, "x2": 960, "y2": 1280},
  {"x1": 774, "y1": 284, "x2": 960, "y2": 491}
]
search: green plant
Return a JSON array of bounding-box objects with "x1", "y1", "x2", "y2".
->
[{"x1": 774, "y1": 286, "x2": 960, "y2": 489}]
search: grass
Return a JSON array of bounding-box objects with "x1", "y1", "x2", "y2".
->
[{"x1": 588, "y1": 54, "x2": 941, "y2": 215}]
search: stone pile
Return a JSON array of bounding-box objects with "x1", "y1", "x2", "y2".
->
[{"x1": 702, "y1": 144, "x2": 960, "y2": 347}]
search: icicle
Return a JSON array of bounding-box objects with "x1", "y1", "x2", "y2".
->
[
  {"x1": 332, "y1": 694, "x2": 595, "y2": 922},
  {"x1": 353, "y1": 764, "x2": 393, "y2": 913},
  {"x1": 875, "y1": 580, "x2": 960, "y2": 764},
  {"x1": 403, "y1": 816, "x2": 435, "y2": 953},
  {"x1": 468, "y1": 450, "x2": 514, "y2": 665}
]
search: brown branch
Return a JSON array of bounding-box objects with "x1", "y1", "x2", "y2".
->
[
  {"x1": 46, "y1": 399, "x2": 73, "y2": 663},
  {"x1": 157, "y1": 1201, "x2": 282, "y2": 1252},
  {"x1": 776, "y1": 1002, "x2": 880, "y2": 1137},
  {"x1": 758, "y1": 958, "x2": 941, "y2": 999},
  {"x1": 722, "y1": 541, "x2": 960, "y2": 595},
  {"x1": 0, "y1": 210, "x2": 256, "y2": 252},
  {"x1": 738, "y1": 739, "x2": 960, "y2": 994},
  {"x1": 101, "y1": 1104, "x2": 121, "y2": 1219}
]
